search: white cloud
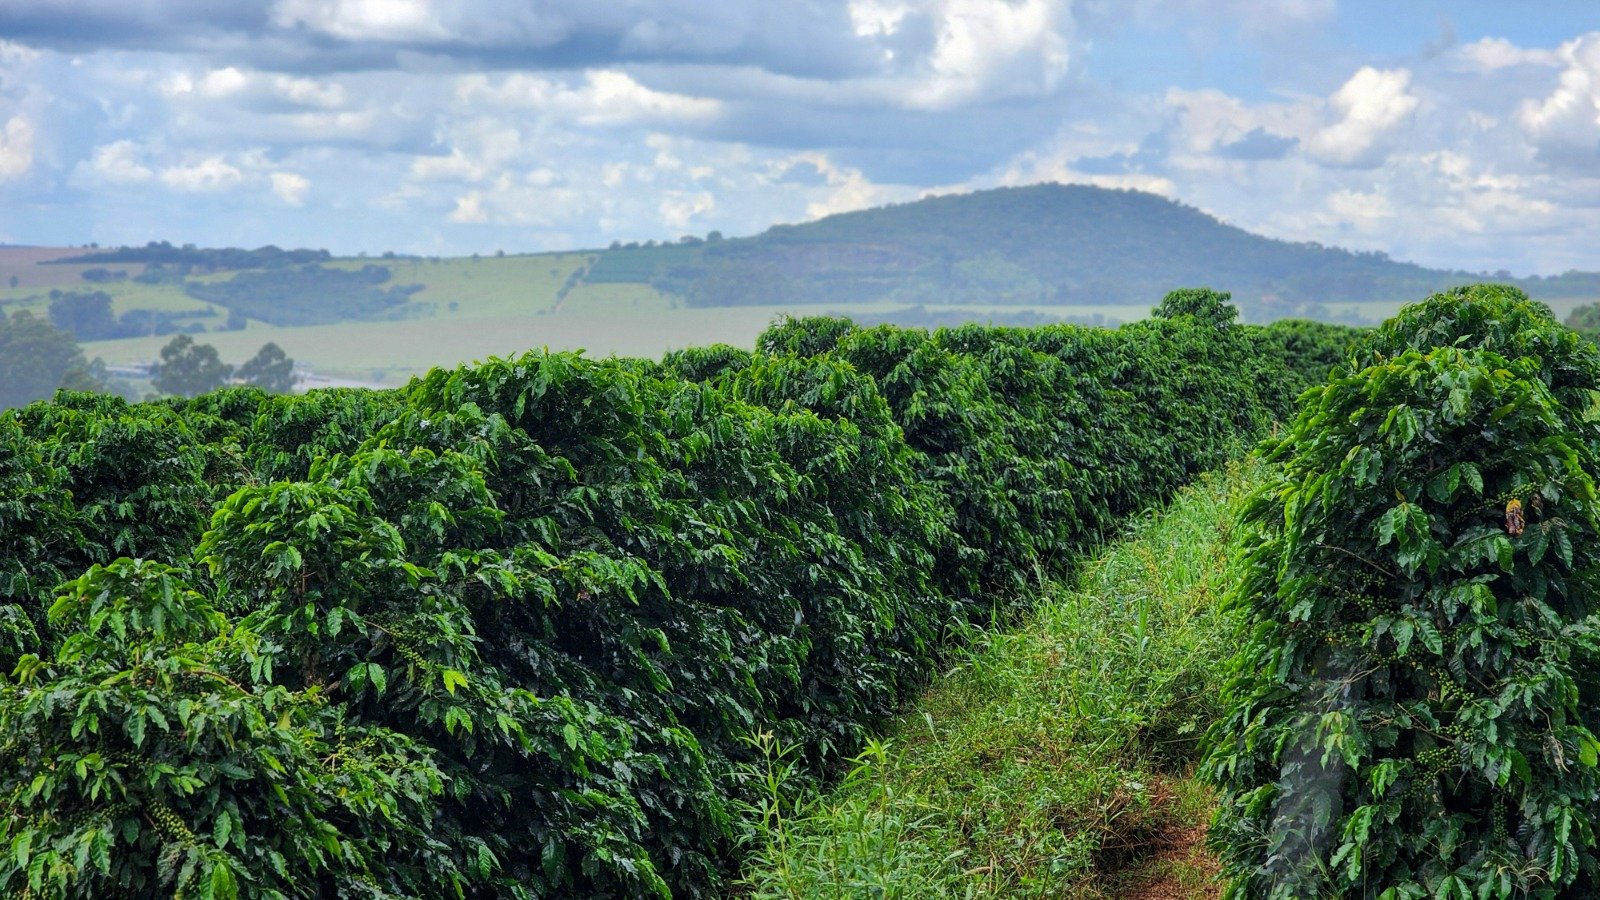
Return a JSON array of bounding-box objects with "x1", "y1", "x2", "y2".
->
[
  {"x1": 448, "y1": 191, "x2": 488, "y2": 223},
  {"x1": 82, "y1": 143, "x2": 295, "y2": 198},
  {"x1": 1249, "y1": 0, "x2": 1334, "y2": 29},
  {"x1": 1457, "y1": 37, "x2": 1560, "y2": 72},
  {"x1": 79, "y1": 139, "x2": 153, "y2": 184},
  {"x1": 161, "y1": 66, "x2": 349, "y2": 108},
  {"x1": 0, "y1": 41, "x2": 41, "y2": 67},
  {"x1": 198, "y1": 66, "x2": 250, "y2": 97},
  {"x1": 904, "y1": 0, "x2": 1073, "y2": 110},
  {"x1": 849, "y1": 0, "x2": 911, "y2": 39},
  {"x1": 1412, "y1": 151, "x2": 1555, "y2": 234},
  {"x1": 159, "y1": 67, "x2": 251, "y2": 100},
  {"x1": 659, "y1": 190, "x2": 716, "y2": 230},
  {"x1": 708, "y1": 0, "x2": 1075, "y2": 113},
  {"x1": 0, "y1": 116, "x2": 35, "y2": 179},
  {"x1": 281, "y1": 109, "x2": 382, "y2": 139},
  {"x1": 433, "y1": 172, "x2": 595, "y2": 229},
  {"x1": 160, "y1": 155, "x2": 244, "y2": 192},
  {"x1": 1518, "y1": 33, "x2": 1600, "y2": 168},
  {"x1": 1307, "y1": 67, "x2": 1420, "y2": 166},
  {"x1": 270, "y1": 170, "x2": 310, "y2": 205},
  {"x1": 580, "y1": 70, "x2": 721, "y2": 124},
  {"x1": 988, "y1": 116, "x2": 1177, "y2": 196},
  {"x1": 995, "y1": 157, "x2": 1176, "y2": 196},
  {"x1": 1164, "y1": 87, "x2": 1314, "y2": 155},
  {"x1": 409, "y1": 119, "x2": 524, "y2": 183},
  {"x1": 272, "y1": 0, "x2": 448, "y2": 42},
  {"x1": 276, "y1": 75, "x2": 347, "y2": 108},
  {"x1": 1091, "y1": 0, "x2": 1332, "y2": 37},
  {"x1": 457, "y1": 70, "x2": 722, "y2": 126},
  {"x1": 771, "y1": 150, "x2": 923, "y2": 218},
  {"x1": 1325, "y1": 188, "x2": 1392, "y2": 229},
  {"x1": 1073, "y1": 171, "x2": 1175, "y2": 195}
]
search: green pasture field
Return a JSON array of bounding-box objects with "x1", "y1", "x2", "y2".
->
[
  {"x1": 322, "y1": 252, "x2": 595, "y2": 318},
  {"x1": 78, "y1": 294, "x2": 1164, "y2": 385},
  {"x1": 1, "y1": 281, "x2": 210, "y2": 316},
  {"x1": 0, "y1": 252, "x2": 147, "y2": 292},
  {"x1": 79, "y1": 304, "x2": 811, "y2": 385}
]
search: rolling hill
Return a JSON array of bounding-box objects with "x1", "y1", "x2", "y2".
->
[
  {"x1": 4, "y1": 182, "x2": 1599, "y2": 384},
  {"x1": 604, "y1": 183, "x2": 1600, "y2": 313}
]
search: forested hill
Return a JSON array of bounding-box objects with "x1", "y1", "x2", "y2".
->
[{"x1": 598, "y1": 184, "x2": 1600, "y2": 312}]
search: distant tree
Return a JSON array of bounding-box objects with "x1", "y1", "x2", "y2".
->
[
  {"x1": 684, "y1": 261, "x2": 797, "y2": 307},
  {"x1": 225, "y1": 309, "x2": 247, "y2": 330},
  {"x1": 58, "y1": 357, "x2": 110, "y2": 393},
  {"x1": 236, "y1": 342, "x2": 298, "y2": 394},
  {"x1": 185, "y1": 264, "x2": 416, "y2": 327},
  {"x1": 117, "y1": 308, "x2": 191, "y2": 338},
  {"x1": 47, "y1": 290, "x2": 118, "y2": 340},
  {"x1": 151, "y1": 334, "x2": 232, "y2": 398},
  {"x1": 705, "y1": 230, "x2": 723, "y2": 243},
  {"x1": 65, "y1": 244, "x2": 330, "y2": 273},
  {"x1": 7, "y1": 275, "x2": 18, "y2": 289},
  {"x1": 0, "y1": 310, "x2": 101, "y2": 409},
  {"x1": 1566, "y1": 302, "x2": 1600, "y2": 341}
]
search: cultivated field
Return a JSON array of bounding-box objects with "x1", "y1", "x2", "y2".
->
[{"x1": 5, "y1": 246, "x2": 1594, "y2": 386}]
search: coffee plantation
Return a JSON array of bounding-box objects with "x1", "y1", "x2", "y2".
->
[{"x1": 1, "y1": 294, "x2": 1363, "y2": 898}]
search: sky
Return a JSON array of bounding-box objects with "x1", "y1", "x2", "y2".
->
[{"x1": 0, "y1": 1, "x2": 1598, "y2": 274}]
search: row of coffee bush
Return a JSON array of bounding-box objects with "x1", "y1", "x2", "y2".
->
[
  {"x1": 1204, "y1": 285, "x2": 1600, "y2": 897},
  {"x1": 0, "y1": 292, "x2": 1357, "y2": 898}
]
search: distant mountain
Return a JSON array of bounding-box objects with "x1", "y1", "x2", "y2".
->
[{"x1": 589, "y1": 184, "x2": 1600, "y2": 318}]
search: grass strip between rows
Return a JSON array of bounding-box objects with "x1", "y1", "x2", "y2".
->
[{"x1": 736, "y1": 459, "x2": 1265, "y2": 899}]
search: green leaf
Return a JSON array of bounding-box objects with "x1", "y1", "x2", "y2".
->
[
  {"x1": 442, "y1": 669, "x2": 468, "y2": 696},
  {"x1": 209, "y1": 860, "x2": 238, "y2": 900}
]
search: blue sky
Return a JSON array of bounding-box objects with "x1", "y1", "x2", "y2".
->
[{"x1": 1, "y1": 0, "x2": 1598, "y2": 274}]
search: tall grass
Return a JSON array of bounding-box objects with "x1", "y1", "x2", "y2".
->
[{"x1": 735, "y1": 460, "x2": 1263, "y2": 898}]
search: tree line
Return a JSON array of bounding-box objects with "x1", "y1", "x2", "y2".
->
[
  {"x1": 0, "y1": 309, "x2": 297, "y2": 409},
  {"x1": 47, "y1": 289, "x2": 243, "y2": 340}
]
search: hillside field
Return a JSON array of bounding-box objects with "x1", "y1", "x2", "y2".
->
[
  {"x1": 8, "y1": 246, "x2": 1591, "y2": 386},
  {"x1": 0, "y1": 248, "x2": 1150, "y2": 384}
]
